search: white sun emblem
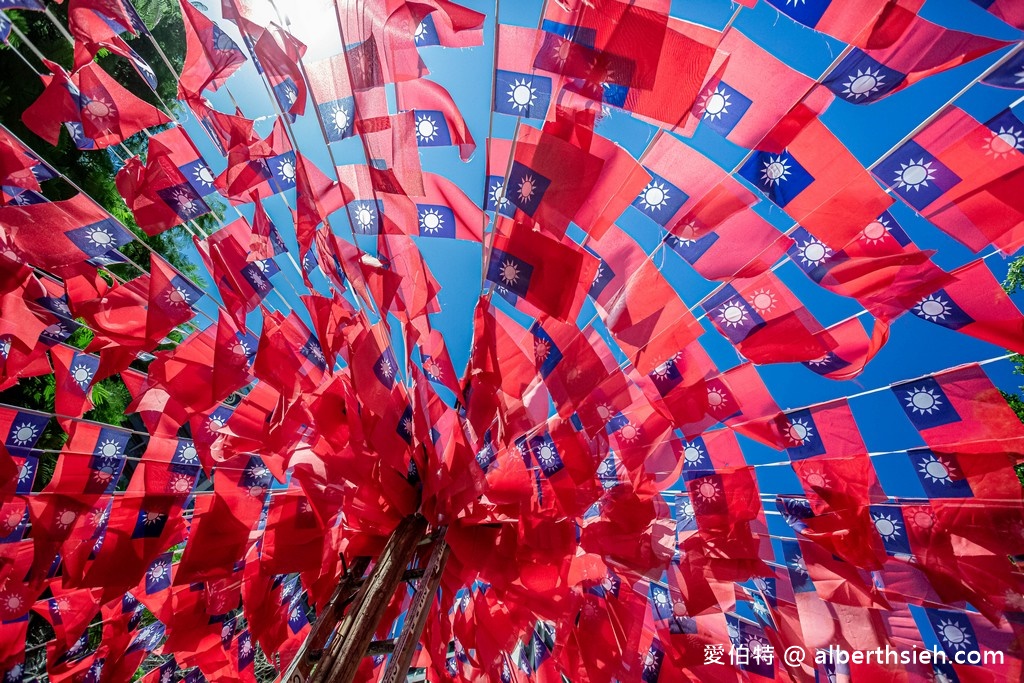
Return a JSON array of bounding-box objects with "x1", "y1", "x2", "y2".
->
[
  {"x1": 148, "y1": 561, "x2": 168, "y2": 583},
  {"x1": 379, "y1": 357, "x2": 394, "y2": 378},
  {"x1": 178, "y1": 442, "x2": 198, "y2": 462},
  {"x1": 797, "y1": 237, "x2": 831, "y2": 266},
  {"x1": 166, "y1": 285, "x2": 191, "y2": 307},
  {"x1": 82, "y1": 97, "x2": 116, "y2": 125},
  {"x1": 516, "y1": 173, "x2": 537, "y2": 202},
  {"x1": 0, "y1": 338, "x2": 9, "y2": 358},
  {"x1": 681, "y1": 442, "x2": 705, "y2": 467},
  {"x1": 43, "y1": 322, "x2": 68, "y2": 339},
  {"x1": 652, "y1": 357, "x2": 676, "y2": 381},
  {"x1": 71, "y1": 363, "x2": 94, "y2": 388},
  {"x1": 790, "y1": 554, "x2": 807, "y2": 576},
  {"x1": 694, "y1": 479, "x2": 720, "y2": 502},
  {"x1": 617, "y1": 421, "x2": 640, "y2": 443},
  {"x1": 534, "y1": 338, "x2": 551, "y2": 362},
  {"x1": 706, "y1": 387, "x2": 728, "y2": 411},
  {"x1": 936, "y1": 618, "x2": 971, "y2": 651},
  {"x1": 717, "y1": 300, "x2": 749, "y2": 327},
  {"x1": 56, "y1": 509, "x2": 78, "y2": 530},
  {"x1": 785, "y1": 417, "x2": 814, "y2": 446},
  {"x1": 281, "y1": 84, "x2": 297, "y2": 105},
  {"x1": 400, "y1": 416, "x2": 412, "y2": 435},
  {"x1": 914, "y1": 294, "x2": 952, "y2": 322},
  {"x1": 423, "y1": 359, "x2": 441, "y2": 380},
  {"x1": 330, "y1": 103, "x2": 350, "y2": 136},
  {"x1": 872, "y1": 513, "x2": 902, "y2": 541},
  {"x1": 653, "y1": 589, "x2": 669, "y2": 608},
  {"x1": 748, "y1": 288, "x2": 777, "y2": 314},
  {"x1": 353, "y1": 202, "x2": 376, "y2": 232},
  {"x1": 985, "y1": 125, "x2": 1024, "y2": 159},
  {"x1": 86, "y1": 226, "x2": 115, "y2": 248},
  {"x1": 893, "y1": 159, "x2": 936, "y2": 191},
  {"x1": 170, "y1": 189, "x2": 201, "y2": 217},
  {"x1": 488, "y1": 181, "x2": 509, "y2": 210},
  {"x1": 169, "y1": 473, "x2": 193, "y2": 495},
  {"x1": 678, "y1": 500, "x2": 695, "y2": 521},
  {"x1": 801, "y1": 466, "x2": 830, "y2": 489},
  {"x1": 636, "y1": 180, "x2": 670, "y2": 212},
  {"x1": 192, "y1": 164, "x2": 215, "y2": 188},
  {"x1": 761, "y1": 155, "x2": 791, "y2": 186},
  {"x1": 277, "y1": 158, "x2": 296, "y2": 181},
  {"x1": 841, "y1": 67, "x2": 885, "y2": 100},
  {"x1": 701, "y1": 85, "x2": 731, "y2": 121},
  {"x1": 413, "y1": 20, "x2": 427, "y2": 42},
  {"x1": 419, "y1": 208, "x2": 445, "y2": 234},
  {"x1": 143, "y1": 510, "x2": 165, "y2": 526},
  {"x1": 415, "y1": 114, "x2": 439, "y2": 143},
  {"x1": 507, "y1": 78, "x2": 538, "y2": 112},
  {"x1": 904, "y1": 386, "x2": 943, "y2": 414},
  {"x1": 17, "y1": 461, "x2": 33, "y2": 484},
  {"x1": 918, "y1": 453, "x2": 955, "y2": 485},
  {"x1": 536, "y1": 442, "x2": 558, "y2": 467},
  {"x1": 11, "y1": 422, "x2": 39, "y2": 445},
  {"x1": 240, "y1": 637, "x2": 253, "y2": 657},
  {"x1": 499, "y1": 259, "x2": 520, "y2": 286},
  {"x1": 98, "y1": 438, "x2": 122, "y2": 459},
  {"x1": 1, "y1": 592, "x2": 22, "y2": 615},
  {"x1": 861, "y1": 216, "x2": 891, "y2": 244}
]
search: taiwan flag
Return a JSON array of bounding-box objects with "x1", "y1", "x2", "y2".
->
[
  {"x1": 890, "y1": 363, "x2": 1024, "y2": 449},
  {"x1": 395, "y1": 78, "x2": 476, "y2": 161},
  {"x1": 494, "y1": 25, "x2": 553, "y2": 120},
  {"x1": 910, "y1": 258, "x2": 1024, "y2": 355},
  {"x1": 763, "y1": 0, "x2": 922, "y2": 47},
  {"x1": 407, "y1": 0, "x2": 484, "y2": 48},
  {"x1": 115, "y1": 141, "x2": 211, "y2": 236},
  {"x1": 664, "y1": 208, "x2": 791, "y2": 282},
  {"x1": 253, "y1": 24, "x2": 307, "y2": 118},
  {"x1": 981, "y1": 47, "x2": 1024, "y2": 89},
  {"x1": 821, "y1": 12, "x2": 1008, "y2": 104},
  {"x1": 410, "y1": 172, "x2": 484, "y2": 241},
  {"x1": 740, "y1": 117, "x2": 893, "y2": 250},
  {"x1": 178, "y1": 0, "x2": 247, "y2": 95},
  {"x1": 148, "y1": 126, "x2": 218, "y2": 200},
  {"x1": 683, "y1": 29, "x2": 829, "y2": 149},
  {"x1": 634, "y1": 131, "x2": 758, "y2": 235},
  {"x1": 51, "y1": 345, "x2": 99, "y2": 432},
  {"x1": 305, "y1": 53, "x2": 356, "y2": 142},
  {"x1": 486, "y1": 218, "x2": 597, "y2": 322},
  {"x1": 484, "y1": 137, "x2": 514, "y2": 217}
]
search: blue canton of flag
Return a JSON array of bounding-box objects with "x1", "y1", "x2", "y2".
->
[
  {"x1": 738, "y1": 149, "x2": 815, "y2": 208},
  {"x1": 981, "y1": 48, "x2": 1024, "y2": 90},
  {"x1": 413, "y1": 13, "x2": 439, "y2": 46},
  {"x1": 664, "y1": 230, "x2": 718, "y2": 268},
  {"x1": 15, "y1": 453, "x2": 38, "y2": 494},
  {"x1": 4, "y1": 187, "x2": 46, "y2": 205},
  {"x1": 763, "y1": 0, "x2": 831, "y2": 27},
  {"x1": 156, "y1": 182, "x2": 210, "y2": 221},
  {"x1": 127, "y1": 621, "x2": 165, "y2": 653},
  {"x1": 68, "y1": 352, "x2": 100, "y2": 390},
  {"x1": 597, "y1": 451, "x2": 618, "y2": 489},
  {"x1": 912, "y1": 289, "x2": 973, "y2": 330},
  {"x1": 787, "y1": 227, "x2": 834, "y2": 282},
  {"x1": 529, "y1": 323, "x2": 562, "y2": 378},
  {"x1": 648, "y1": 355, "x2": 685, "y2": 397},
  {"x1": 801, "y1": 351, "x2": 852, "y2": 377},
  {"x1": 891, "y1": 377, "x2": 960, "y2": 431},
  {"x1": 237, "y1": 631, "x2": 255, "y2": 670},
  {"x1": 822, "y1": 50, "x2": 906, "y2": 103},
  {"x1": 273, "y1": 78, "x2": 300, "y2": 117},
  {"x1": 641, "y1": 640, "x2": 664, "y2": 683},
  {"x1": 676, "y1": 493, "x2": 697, "y2": 533},
  {"x1": 649, "y1": 583, "x2": 673, "y2": 621},
  {"x1": 873, "y1": 140, "x2": 962, "y2": 211},
  {"x1": 781, "y1": 539, "x2": 815, "y2": 593},
  {"x1": 66, "y1": 219, "x2": 135, "y2": 259},
  {"x1": 909, "y1": 448, "x2": 973, "y2": 498},
  {"x1": 505, "y1": 161, "x2": 550, "y2": 216},
  {"x1": 600, "y1": 81, "x2": 629, "y2": 108},
  {"x1": 301, "y1": 335, "x2": 327, "y2": 371},
  {"x1": 484, "y1": 175, "x2": 515, "y2": 217},
  {"x1": 179, "y1": 158, "x2": 218, "y2": 198},
  {"x1": 985, "y1": 107, "x2": 1024, "y2": 152},
  {"x1": 0, "y1": 12, "x2": 10, "y2": 44},
  {"x1": 0, "y1": 508, "x2": 27, "y2": 543},
  {"x1": 90, "y1": 427, "x2": 130, "y2": 493},
  {"x1": 529, "y1": 433, "x2": 564, "y2": 477},
  {"x1": 539, "y1": 20, "x2": 596, "y2": 47},
  {"x1": 698, "y1": 81, "x2": 753, "y2": 137},
  {"x1": 374, "y1": 348, "x2": 399, "y2": 389},
  {"x1": 476, "y1": 431, "x2": 496, "y2": 471},
  {"x1": 588, "y1": 256, "x2": 615, "y2": 300},
  {"x1": 412, "y1": 109, "x2": 453, "y2": 147},
  {"x1": 493, "y1": 70, "x2": 553, "y2": 119},
  {"x1": 415, "y1": 203, "x2": 456, "y2": 238},
  {"x1": 269, "y1": 152, "x2": 297, "y2": 193},
  {"x1": 703, "y1": 285, "x2": 767, "y2": 344},
  {"x1": 869, "y1": 504, "x2": 912, "y2": 556},
  {"x1": 66, "y1": 121, "x2": 96, "y2": 151},
  {"x1": 632, "y1": 172, "x2": 688, "y2": 227},
  {"x1": 319, "y1": 96, "x2": 355, "y2": 142},
  {"x1": 924, "y1": 608, "x2": 979, "y2": 658},
  {"x1": 144, "y1": 552, "x2": 172, "y2": 594},
  {"x1": 486, "y1": 248, "x2": 533, "y2": 298},
  {"x1": 347, "y1": 199, "x2": 384, "y2": 235},
  {"x1": 302, "y1": 247, "x2": 319, "y2": 275},
  {"x1": 678, "y1": 437, "x2": 711, "y2": 478},
  {"x1": 777, "y1": 496, "x2": 813, "y2": 533},
  {"x1": 0, "y1": 0, "x2": 44, "y2": 9},
  {"x1": 781, "y1": 408, "x2": 826, "y2": 460},
  {"x1": 396, "y1": 404, "x2": 414, "y2": 445}
]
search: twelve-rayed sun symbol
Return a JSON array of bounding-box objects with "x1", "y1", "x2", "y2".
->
[
  {"x1": 415, "y1": 114, "x2": 439, "y2": 143},
  {"x1": 353, "y1": 203, "x2": 376, "y2": 232},
  {"x1": 748, "y1": 288, "x2": 777, "y2": 314},
  {"x1": 706, "y1": 387, "x2": 728, "y2": 410},
  {"x1": 936, "y1": 618, "x2": 971, "y2": 651},
  {"x1": 616, "y1": 421, "x2": 641, "y2": 444},
  {"x1": 796, "y1": 237, "x2": 831, "y2": 267},
  {"x1": 893, "y1": 159, "x2": 936, "y2": 191},
  {"x1": 86, "y1": 226, "x2": 115, "y2": 249},
  {"x1": 701, "y1": 85, "x2": 731, "y2": 121},
  {"x1": 534, "y1": 338, "x2": 551, "y2": 363},
  {"x1": 10, "y1": 421, "x2": 39, "y2": 445},
  {"x1": 419, "y1": 208, "x2": 445, "y2": 234},
  {"x1": 800, "y1": 466, "x2": 830, "y2": 489},
  {"x1": 507, "y1": 78, "x2": 538, "y2": 112},
  {"x1": 636, "y1": 180, "x2": 671, "y2": 212},
  {"x1": 917, "y1": 452, "x2": 956, "y2": 486},
  {"x1": 985, "y1": 126, "x2": 1024, "y2": 159},
  {"x1": 378, "y1": 356, "x2": 395, "y2": 379},
  {"x1": 914, "y1": 294, "x2": 952, "y2": 322},
  {"x1": 329, "y1": 102, "x2": 351, "y2": 137},
  {"x1": 717, "y1": 299, "x2": 749, "y2": 327},
  {"x1": 499, "y1": 259, "x2": 520, "y2": 286},
  {"x1": 71, "y1": 362, "x2": 94, "y2": 388},
  {"x1": 860, "y1": 216, "x2": 891, "y2": 245},
  {"x1": 903, "y1": 386, "x2": 943, "y2": 415},
  {"x1": 785, "y1": 417, "x2": 814, "y2": 446},
  {"x1": 277, "y1": 158, "x2": 296, "y2": 182},
  {"x1": 841, "y1": 67, "x2": 886, "y2": 100},
  {"x1": 192, "y1": 164, "x2": 215, "y2": 189},
  {"x1": 488, "y1": 180, "x2": 509, "y2": 210},
  {"x1": 170, "y1": 189, "x2": 202, "y2": 217},
  {"x1": 166, "y1": 285, "x2": 192, "y2": 307},
  {"x1": 872, "y1": 512, "x2": 902, "y2": 542},
  {"x1": 82, "y1": 97, "x2": 116, "y2": 126},
  {"x1": 681, "y1": 441, "x2": 705, "y2": 467},
  {"x1": 536, "y1": 442, "x2": 559, "y2": 467},
  {"x1": 516, "y1": 173, "x2": 537, "y2": 203},
  {"x1": 760, "y1": 155, "x2": 791, "y2": 186},
  {"x1": 693, "y1": 478, "x2": 720, "y2": 504}
]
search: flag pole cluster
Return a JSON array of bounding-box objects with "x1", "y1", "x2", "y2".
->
[{"x1": 1, "y1": 0, "x2": 1024, "y2": 681}]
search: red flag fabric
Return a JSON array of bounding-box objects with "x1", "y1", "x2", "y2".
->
[
  {"x1": 910, "y1": 258, "x2": 1024, "y2": 354},
  {"x1": 178, "y1": 0, "x2": 248, "y2": 95},
  {"x1": 395, "y1": 78, "x2": 476, "y2": 161},
  {"x1": 306, "y1": 52, "x2": 357, "y2": 142},
  {"x1": 403, "y1": 171, "x2": 484, "y2": 241},
  {"x1": 398, "y1": 0, "x2": 485, "y2": 48},
  {"x1": 486, "y1": 218, "x2": 597, "y2": 323},
  {"x1": 664, "y1": 210, "x2": 792, "y2": 282},
  {"x1": 50, "y1": 345, "x2": 98, "y2": 432},
  {"x1": 763, "y1": 0, "x2": 923, "y2": 48},
  {"x1": 115, "y1": 141, "x2": 211, "y2": 237},
  {"x1": 873, "y1": 106, "x2": 1024, "y2": 253},
  {"x1": 23, "y1": 60, "x2": 169, "y2": 149},
  {"x1": 253, "y1": 24, "x2": 308, "y2": 117}
]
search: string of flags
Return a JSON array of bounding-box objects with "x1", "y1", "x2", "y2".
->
[{"x1": 1, "y1": 0, "x2": 1024, "y2": 681}]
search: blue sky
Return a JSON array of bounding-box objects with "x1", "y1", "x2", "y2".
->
[{"x1": 167, "y1": 0, "x2": 1024, "y2": 531}]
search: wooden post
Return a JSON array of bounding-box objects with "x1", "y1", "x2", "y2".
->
[
  {"x1": 380, "y1": 528, "x2": 450, "y2": 683},
  {"x1": 311, "y1": 514, "x2": 429, "y2": 683},
  {"x1": 282, "y1": 556, "x2": 371, "y2": 683}
]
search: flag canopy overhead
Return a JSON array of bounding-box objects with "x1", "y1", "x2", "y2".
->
[{"x1": 1, "y1": 0, "x2": 1024, "y2": 681}]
